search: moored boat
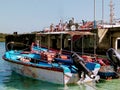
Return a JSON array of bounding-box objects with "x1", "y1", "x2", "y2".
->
[
  {"x1": 3, "y1": 19, "x2": 120, "y2": 85},
  {"x1": 2, "y1": 30, "x2": 101, "y2": 84},
  {"x1": 2, "y1": 49, "x2": 100, "y2": 84}
]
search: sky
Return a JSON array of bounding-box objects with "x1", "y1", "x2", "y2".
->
[{"x1": 0, "y1": 0, "x2": 120, "y2": 34}]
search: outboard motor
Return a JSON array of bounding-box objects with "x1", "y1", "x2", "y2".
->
[
  {"x1": 106, "y1": 48, "x2": 120, "y2": 71},
  {"x1": 71, "y1": 52, "x2": 95, "y2": 79}
]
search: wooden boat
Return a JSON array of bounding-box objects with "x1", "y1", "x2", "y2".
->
[
  {"x1": 2, "y1": 31, "x2": 101, "y2": 85},
  {"x1": 35, "y1": 19, "x2": 120, "y2": 79},
  {"x1": 3, "y1": 18, "x2": 120, "y2": 84},
  {"x1": 2, "y1": 50, "x2": 100, "y2": 85}
]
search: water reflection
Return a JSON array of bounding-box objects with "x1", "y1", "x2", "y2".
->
[
  {"x1": 0, "y1": 71, "x2": 98, "y2": 90},
  {"x1": 96, "y1": 79, "x2": 120, "y2": 90}
]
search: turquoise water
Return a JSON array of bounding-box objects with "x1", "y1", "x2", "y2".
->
[{"x1": 0, "y1": 42, "x2": 120, "y2": 90}]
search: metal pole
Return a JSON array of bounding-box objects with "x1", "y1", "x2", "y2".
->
[
  {"x1": 94, "y1": 0, "x2": 96, "y2": 21},
  {"x1": 61, "y1": 34, "x2": 63, "y2": 51},
  {"x1": 40, "y1": 35, "x2": 41, "y2": 47},
  {"x1": 94, "y1": 34, "x2": 96, "y2": 56},
  {"x1": 102, "y1": 0, "x2": 104, "y2": 27},
  {"x1": 82, "y1": 36, "x2": 84, "y2": 55},
  {"x1": 94, "y1": 0, "x2": 96, "y2": 28},
  {"x1": 48, "y1": 34, "x2": 50, "y2": 51},
  {"x1": 71, "y1": 36, "x2": 73, "y2": 52}
]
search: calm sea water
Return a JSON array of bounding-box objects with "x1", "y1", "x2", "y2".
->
[{"x1": 0, "y1": 42, "x2": 120, "y2": 90}]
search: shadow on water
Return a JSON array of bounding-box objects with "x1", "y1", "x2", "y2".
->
[
  {"x1": 1, "y1": 71, "x2": 98, "y2": 90},
  {"x1": 0, "y1": 63, "x2": 116, "y2": 90}
]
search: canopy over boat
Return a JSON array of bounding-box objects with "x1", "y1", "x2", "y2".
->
[
  {"x1": 37, "y1": 31, "x2": 95, "y2": 36},
  {"x1": 36, "y1": 31, "x2": 96, "y2": 56}
]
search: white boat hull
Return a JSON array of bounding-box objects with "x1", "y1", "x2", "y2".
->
[
  {"x1": 3, "y1": 51, "x2": 100, "y2": 85},
  {"x1": 5, "y1": 59, "x2": 80, "y2": 84},
  {"x1": 8, "y1": 61, "x2": 66, "y2": 84}
]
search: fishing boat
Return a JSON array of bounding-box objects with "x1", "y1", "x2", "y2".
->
[
  {"x1": 38, "y1": 28, "x2": 119, "y2": 80},
  {"x1": 3, "y1": 18, "x2": 120, "y2": 84},
  {"x1": 37, "y1": 29, "x2": 119, "y2": 80},
  {"x1": 2, "y1": 31, "x2": 101, "y2": 85}
]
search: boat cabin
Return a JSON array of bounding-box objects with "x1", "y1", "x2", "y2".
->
[
  {"x1": 36, "y1": 31, "x2": 96, "y2": 55},
  {"x1": 5, "y1": 31, "x2": 96, "y2": 56}
]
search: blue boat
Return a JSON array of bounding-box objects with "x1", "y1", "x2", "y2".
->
[
  {"x1": 2, "y1": 31, "x2": 101, "y2": 85},
  {"x1": 3, "y1": 49, "x2": 100, "y2": 84}
]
